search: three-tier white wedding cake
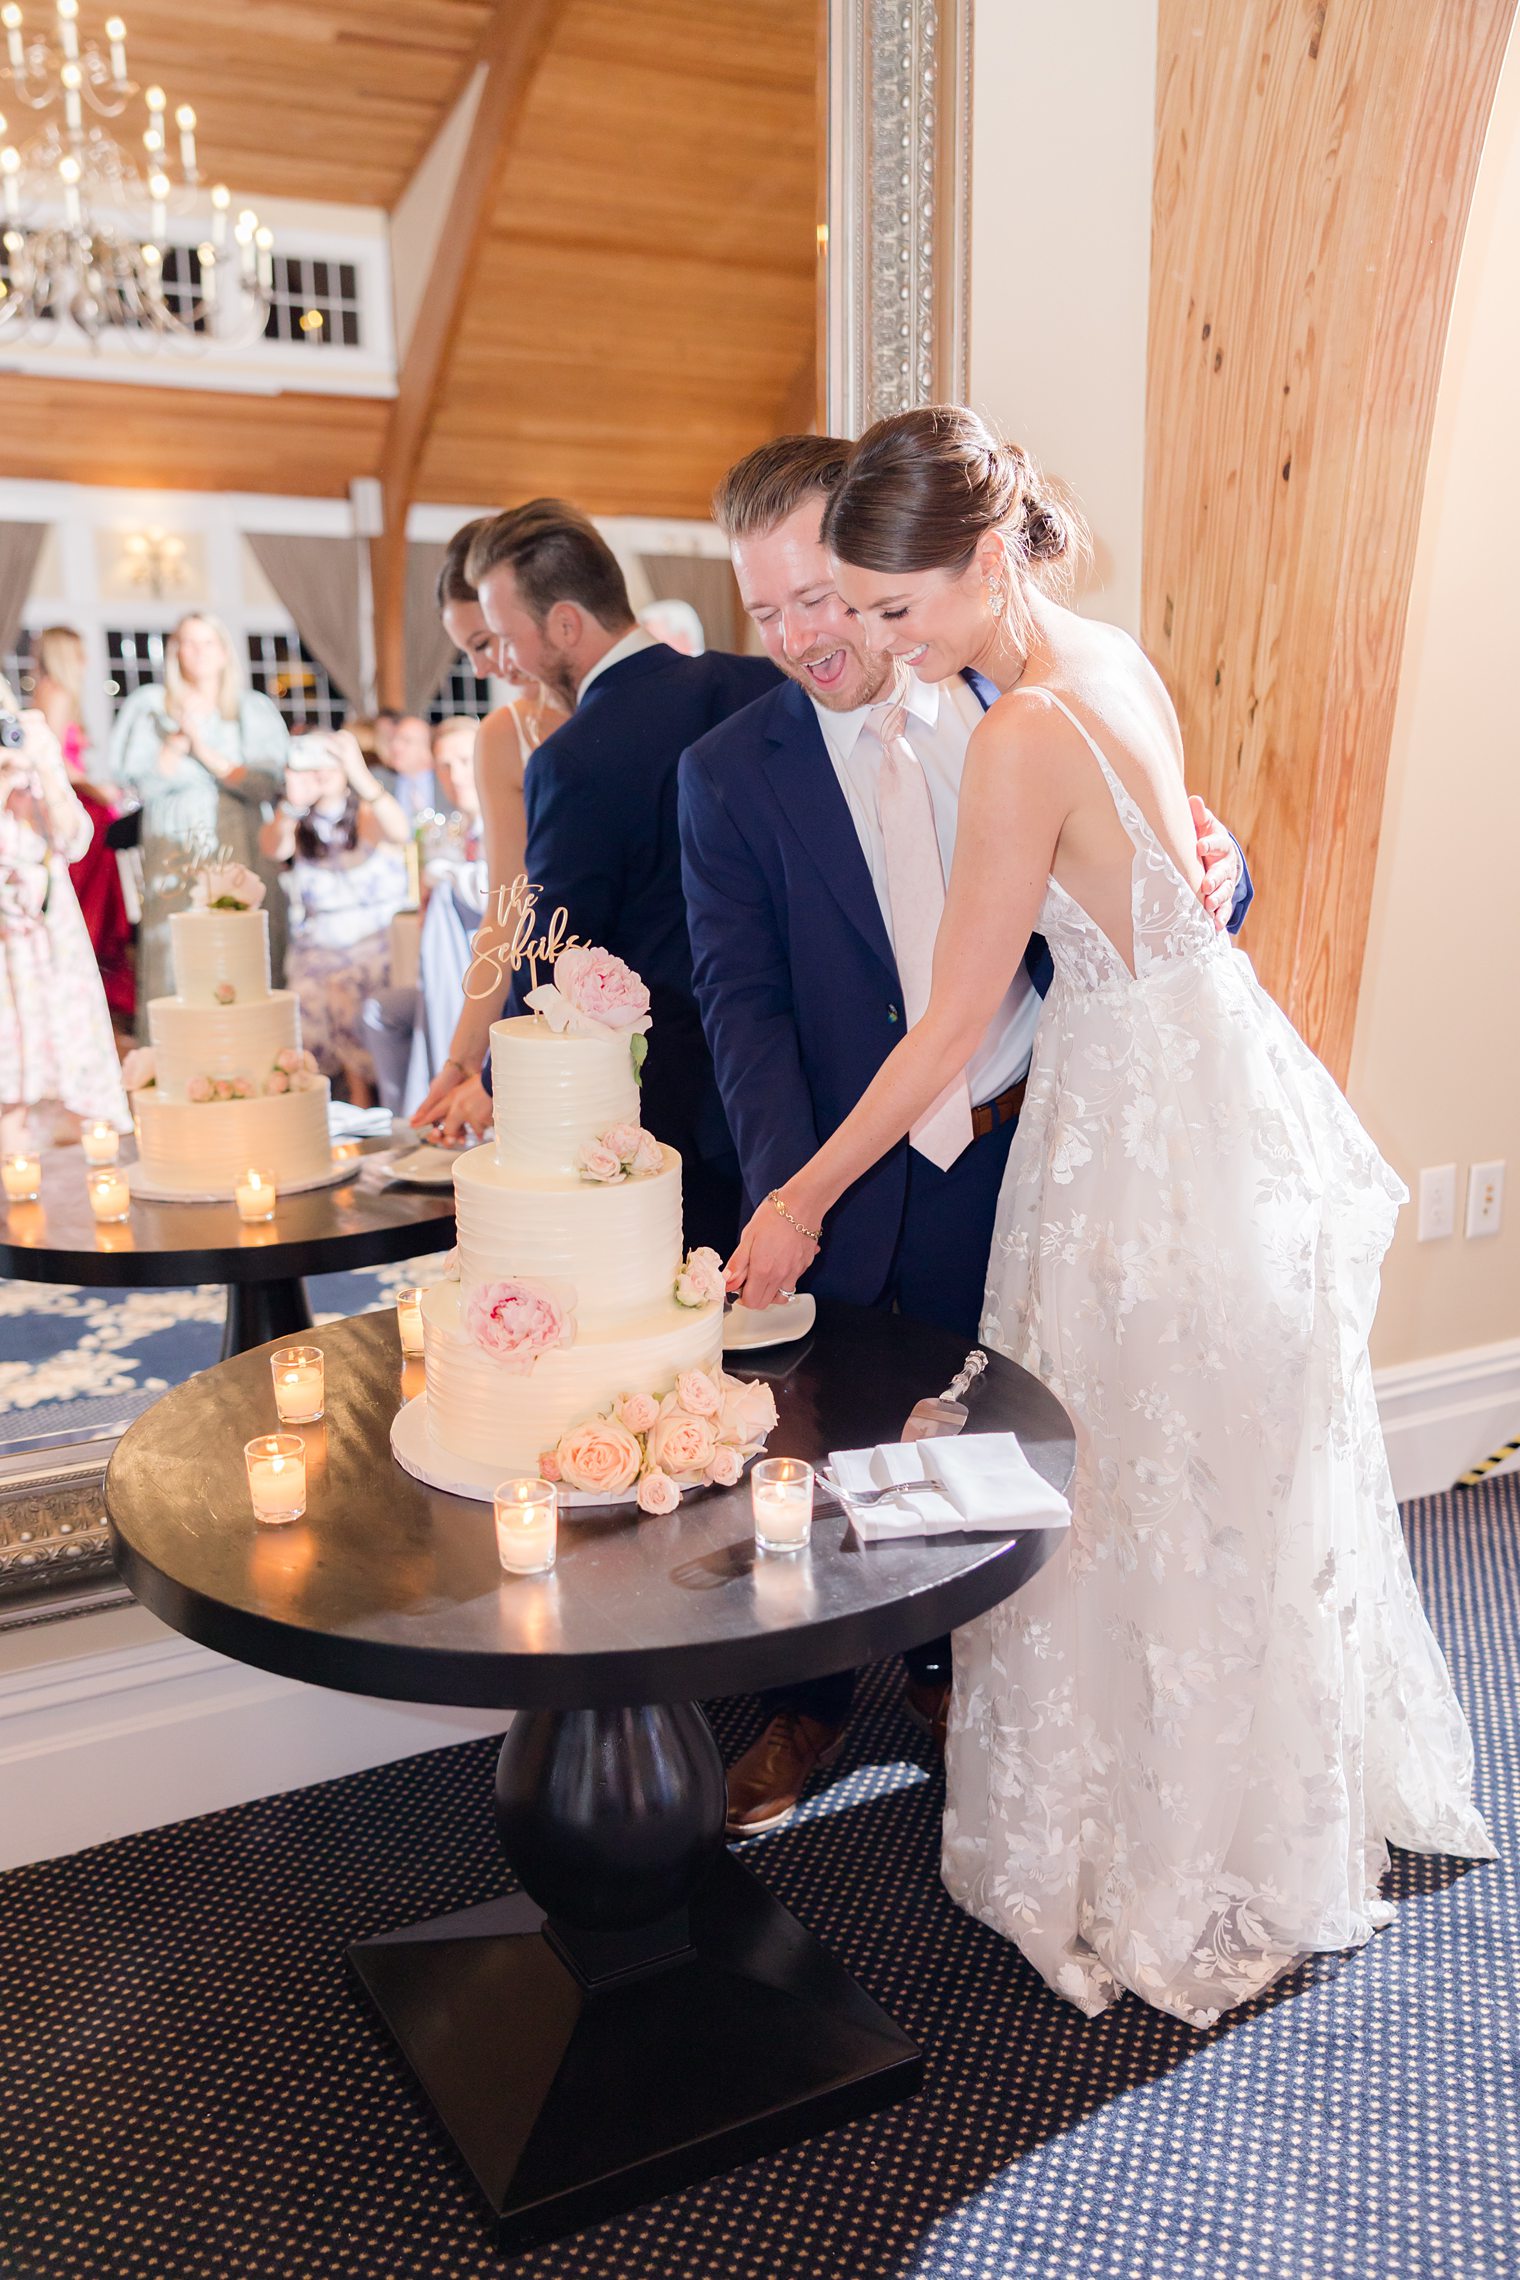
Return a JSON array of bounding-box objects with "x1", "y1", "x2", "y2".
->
[
  {"x1": 125, "y1": 868, "x2": 332, "y2": 1199},
  {"x1": 401, "y1": 946, "x2": 776, "y2": 1505}
]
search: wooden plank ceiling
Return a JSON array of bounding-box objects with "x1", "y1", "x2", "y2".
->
[{"x1": 0, "y1": 0, "x2": 819, "y2": 518}]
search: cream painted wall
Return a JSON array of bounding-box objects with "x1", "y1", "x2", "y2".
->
[
  {"x1": 1348, "y1": 34, "x2": 1520, "y2": 1370},
  {"x1": 967, "y1": 0, "x2": 1158, "y2": 637}
]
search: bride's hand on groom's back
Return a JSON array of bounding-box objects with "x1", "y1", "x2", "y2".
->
[{"x1": 1191, "y1": 796, "x2": 1241, "y2": 931}]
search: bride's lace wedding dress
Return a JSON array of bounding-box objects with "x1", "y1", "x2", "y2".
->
[{"x1": 943, "y1": 691, "x2": 1494, "y2": 2028}]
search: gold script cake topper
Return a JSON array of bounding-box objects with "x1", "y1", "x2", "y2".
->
[{"x1": 463, "y1": 875, "x2": 586, "y2": 1002}]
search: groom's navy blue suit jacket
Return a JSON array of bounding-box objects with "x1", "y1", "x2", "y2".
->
[
  {"x1": 503, "y1": 640, "x2": 780, "y2": 1172},
  {"x1": 678, "y1": 667, "x2": 1255, "y2": 1307}
]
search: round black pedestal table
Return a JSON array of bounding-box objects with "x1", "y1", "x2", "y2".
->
[
  {"x1": 0, "y1": 1141, "x2": 456, "y2": 1357},
  {"x1": 105, "y1": 1304, "x2": 1075, "y2": 2252}
]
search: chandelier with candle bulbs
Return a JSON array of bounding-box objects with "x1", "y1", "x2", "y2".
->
[{"x1": 0, "y1": 1, "x2": 273, "y2": 346}]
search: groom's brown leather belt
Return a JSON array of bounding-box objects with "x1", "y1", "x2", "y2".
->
[{"x1": 971, "y1": 1078, "x2": 1027, "y2": 1140}]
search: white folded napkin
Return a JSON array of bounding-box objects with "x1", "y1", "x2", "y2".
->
[{"x1": 827, "y1": 1431, "x2": 1071, "y2": 1542}]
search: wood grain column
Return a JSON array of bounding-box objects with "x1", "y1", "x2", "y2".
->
[{"x1": 1143, "y1": 0, "x2": 1516, "y2": 1079}]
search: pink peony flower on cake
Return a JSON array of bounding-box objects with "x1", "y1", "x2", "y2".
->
[
  {"x1": 637, "y1": 1468, "x2": 680, "y2": 1516},
  {"x1": 526, "y1": 945, "x2": 652, "y2": 1039},
  {"x1": 230, "y1": 1077, "x2": 254, "y2": 1099},
  {"x1": 213, "y1": 981, "x2": 236, "y2": 1005},
  {"x1": 263, "y1": 1071, "x2": 289, "y2": 1095},
  {"x1": 186, "y1": 1075, "x2": 213, "y2": 1102},
  {"x1": 646, "y1": 1398, "x2": 718, "y2": 1484},
  {"x1": 538, "y1": 1451, "x2": 563, "y2": 1483},
  {"x1": 574, "y1": 1138, "x2": 626, "y2": 1185},
  {"x1": 716, "y1": 1371, "x2": 779, "y2": 1457},
  {"x1": 120, "y1": 1048, "x2": 156, "y2": 1094},
  {"x1": 615, "y1": 1390, "x2": 660, "y2": 1435},
  {"x1": 463, "y1": 1277, "x2": 576, "y2": 1373},
  {"x1": 212, "y1": 1078, "x2": 235, "y2": 1101},
  {"x1": 675, "y1": 1369, "x2": 722, "y2": 1418},
  {"x1": 674, "y1": 1246, "x2": 725, "y2": 1308},
  {"x1": 555, "y1": 1417, "x2": 643, "y2": 1497},
  {"x1": 190, "y1": 862, "x2": 265, "y2": 913},
  {"x1": 706, "y1": 1445, "x2": 744, "y2": 1488}
]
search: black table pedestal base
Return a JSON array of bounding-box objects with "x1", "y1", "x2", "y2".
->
[
  {"x1": 220, "y1": 1276, "x2": 313, "y2": 1360},
  {"x1": 348, "y1": 1702, "x2": 920, "y2": 2249},
  {"x1": 349, "y1": 1851, "x2": 920, "y2": 2252}
]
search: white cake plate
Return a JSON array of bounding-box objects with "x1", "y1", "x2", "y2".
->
[
  {"x1": 390, "y1": 1393, "x2": 643, "y2": 1509},
  {"x1": 125, "y1": 1156, "x2": 359, "y2": 1205},
  {"x1": 722, "y1": 1293, "x2": 816, "y2": 1352}
]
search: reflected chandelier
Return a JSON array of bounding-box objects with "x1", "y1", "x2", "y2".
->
[{"x1": 0, "y1": 0, "x2": 272, "y2": 345}]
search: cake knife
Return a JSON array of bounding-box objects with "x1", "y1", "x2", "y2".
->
[{"x1": 900, "y1": 1349, "x2": 988, "y2": 1443}]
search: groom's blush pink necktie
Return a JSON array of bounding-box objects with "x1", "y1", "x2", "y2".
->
[{"x1": 868, "y1": 691, "x2": 974, "y2": 1172}]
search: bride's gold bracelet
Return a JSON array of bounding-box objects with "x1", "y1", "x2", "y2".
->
[{"x1": 768, "y1": 1189, "x2": 822, "y2": 1247}]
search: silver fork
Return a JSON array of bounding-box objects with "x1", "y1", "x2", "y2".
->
[{"x1": 815, "y1": 1468, "x2": 921, "y2": 1509}]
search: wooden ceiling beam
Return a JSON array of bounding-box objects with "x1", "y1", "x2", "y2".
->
[{"x1": 370, "y1": 0, "x2": 567, "y2": 708}]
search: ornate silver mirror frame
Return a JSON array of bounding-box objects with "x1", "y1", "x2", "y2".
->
[{"x1": 824, "y1": 0, "x2": 974, "y2": 438}]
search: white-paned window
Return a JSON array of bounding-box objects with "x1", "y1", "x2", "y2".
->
[
  {"x1": 246, "y1": 633, "x2": 347, "y2": 731},
  {"x1": 105, "y1": 628, "x2": 168, "y2": 713},
  {"x1": 427, "y1": 663, "x2": 493, "y2": 726},
  {"x1": 262, "y1": 255, "x2": 362, "y2": 350}
]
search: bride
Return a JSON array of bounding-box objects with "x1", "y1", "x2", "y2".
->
[{"x1": 727, "y1": 404, "x2": 1494, "y2": 2027}]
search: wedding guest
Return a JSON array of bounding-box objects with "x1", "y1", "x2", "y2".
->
[
  {"x1": 0, "y1": 683, "x2": 129, "y2": 1149},
  {"x1": 384, "y1": 713, "x2": 439, "y2": 824},
  {"x1": 30, "y1": 625, "x2": 134, "y2": 1026},
  {"x1": 679, "y1": 435, "x2": 1249, "y2": 1834},
  {"x1": 108, "y1": 613, "x2": 289, "y2": 1026},
  {"x1": 431, "y1": 715, "x2": 482, "y2": 832},
  {"x1": 458, "y1": 498, "x2": 780, "y2": 1250},
  {"x1": 639, "y1": 597, "x2": 705, "y2": 656},
  {"x1": 259, "y1": 730, "x2": 409, "y2": 1106},
  {"x1": 408, "y1": 517, "x2": 569, "y2": 1141}
]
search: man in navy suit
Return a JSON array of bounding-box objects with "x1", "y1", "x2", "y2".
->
[
  {"x1": 461, "y1": 501, "x2": 780, "y2": 1252},
  {"x1": 679, "y1": 437, "x2": 1254, "y2": 1834}
]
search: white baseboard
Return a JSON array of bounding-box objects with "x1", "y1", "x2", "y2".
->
[
  {"x1": 1375, "y1": 1336, "x2": 1520, "y2": 1503},
  {"x1": 0, "y1": 1603, "x2": 510, "y2": 1873}
]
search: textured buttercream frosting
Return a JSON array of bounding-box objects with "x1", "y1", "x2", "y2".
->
[
  {"x1": 148, "y1": 993, "x2": 303, "y2": 1100},
  {"x1": 167, "y1": 909, "x2": 271, "y2": 1007},
  {"x1": 489, "y1": 1016, "x2": 639, "y2": 1177}
]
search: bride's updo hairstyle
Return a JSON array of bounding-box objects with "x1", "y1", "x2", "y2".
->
[{"x1": 822, "y1": 405, "x2": 1084, "y2": 643}]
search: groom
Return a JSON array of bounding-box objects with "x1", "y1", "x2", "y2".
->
[{"x1": 678, "y1": 435, "x2": 1255, "y2": 1835}]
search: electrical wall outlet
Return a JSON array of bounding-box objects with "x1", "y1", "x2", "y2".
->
[
  {"x1": 1418, "y1": 1164, "x2": 1457, "y2": 1242},
  {"x1": 1466, "y1": 1160, "x2": 1504, "y2": 1239}
]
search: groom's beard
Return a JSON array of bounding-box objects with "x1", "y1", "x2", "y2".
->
[{"x1": 536, "y1": 645, "x2": 580, "y2": 713}]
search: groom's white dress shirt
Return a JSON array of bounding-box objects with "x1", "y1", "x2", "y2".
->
[
  {"x1": 576, "y1": 625, "x2": 656, "y2": 703},
  {"x1": 811, "y1": 672, "x2": 1040, "y2": 1107}
]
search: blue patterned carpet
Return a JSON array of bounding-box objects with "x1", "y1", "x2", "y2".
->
[
  {"x1": 0, "y1": 1262, "x2": 420, "y2": 1416},
  {"x1": 0, "y1": 1416, "x2": 1513, "y2": 2278}
]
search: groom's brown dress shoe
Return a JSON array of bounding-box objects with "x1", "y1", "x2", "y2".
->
[
  {"x1": 724, "y1": 1711, "x2": 847, "y2": 1837},
  {"x1": 902, "y1": 1676, "x2": 951, "y2": 1755}
]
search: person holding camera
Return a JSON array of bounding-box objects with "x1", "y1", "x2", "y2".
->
[
  {"x1": 258, "y1": 729, "x2": 409, "y2": 1107},
  {"x1": 0, "y1": 682, "x2": 128, "y2": 1151}
]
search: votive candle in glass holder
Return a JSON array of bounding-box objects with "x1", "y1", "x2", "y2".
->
[
  {"x1": 235, "y1": 1167, "x2": 277, "y2": 1223},
  {"x1": 86, "y1": 1166, "x2": 132, "y2": 1224},
  {"x1": 82, "y1": 1120, "x2": 121, "y2": 1166},
  {"x1": 2, "y1": 1152, "x2": 42, "y2": 1203},
  {"x1": 752, "y1": 1457, "x2": 814, "y2": 1554},
  {"x1": 244, "y1": 1433, "x2": 307, "y2": 1525},
  {"x1": 494, "y1": 1476, "x2": 558, "y2": 1576},
  {"x1": 271, "y1": 1344, "x2": 324, "y2": 1424},
  {"x1": 395, "y1": 1285, "x2": 425, "y2": 1356}
]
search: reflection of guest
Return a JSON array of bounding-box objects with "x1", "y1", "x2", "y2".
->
[
  {"x1": 108, "y1": 613, "x2": 289, "y2": 1026},
  {"x1": 259, "y1": 732, "x2": 409, "y2": 1106},
  {"x1": 409, "y1": 519, "x2": 570, "y2": 1139},
  {"x1": 377, "y1": 713, "x2": 438, "y2": 823},
  {"x1": 638, "y1": 597, "x2": 706, "y2": 656},
  {"x1": 0, "y1": 684, "x2": 129, "y2": 1149},
  {"x1": 31, "y1": 624, "x2": 134, "y2": 1026},
  {"x1": 463, "y1": 499, "x2": 781, "y2": 1252}
]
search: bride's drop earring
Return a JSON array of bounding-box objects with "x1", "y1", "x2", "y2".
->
[{"x1": 988, "y1": 580, "x2": 1007, "y2": 619}]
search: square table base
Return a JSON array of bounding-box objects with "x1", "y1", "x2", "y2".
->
[{"x1": 349, "y1": 1850, "x2": 922, "y2": 2252}]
